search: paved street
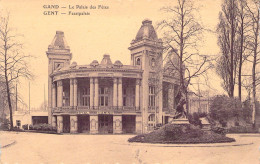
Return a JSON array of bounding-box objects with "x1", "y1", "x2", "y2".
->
[{"x1": 0, "y1": 131, "x2": 260, "y2": 164}]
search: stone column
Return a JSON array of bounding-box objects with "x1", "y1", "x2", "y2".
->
[
  {"x1": 90, "y1": 78, "x2": 94, "y2": 108},
  {"x1": 52, "y1": 116, "x2": 56, "y2": 127},
  {"x1": 168, "y1": 84, "x2": 174, "y2": 111},
  {"x1": 57, "y1": 115, "x2": 63, "y2": 133},
  {"x1": 113, "y1": 115, "x2": 122, "y2": 134},
  {"x1": 73, "y1": 79, "x2": 78, "y2": 106},
  {"x1": 70, "y1": 79, "x2": 74, "y2": 106},
  {"x1": 57, "y1": 80, "x2": 63, "y2": 107},
  {"x1": 118, "y1": 78, "x2": 123, "y2": 107},
  {"x1": 90, "y1": 115, "x2": 98, "y2": 134},
  {"x1": 113, "y1": 78, "x2": 118, "y2": 107},
  {"x1": 136, "y1": 115, "x2": 142, "y2": 134},
  {"x1": 135, "y1": 79, "x2": 140, "y2": 110},
  {"x1": 70, "y1": 115, "x2": 78, "y2": 133},
  {"x1": 52, "y1": 83, "x2": 56, "y2": 108},
  {"x1": 94, "y1": 78, "x2": 99, "y2": 109}
]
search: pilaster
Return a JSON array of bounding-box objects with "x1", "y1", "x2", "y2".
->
[
  {"x1": 136, "y1": 115, "x2": 142, "y2": 134},
  {"x1": 113, "y1": 78, "x2": 118, "y2": 107},
  {"x1": 73, "y1": 79, "x2": 78, "y2": 106},
  {"x1": 52, "y1": 83, "x2": 56, "y2": 108},
  {"x1": 113, "y1": 115, "x2": 122, "y2": 134},
  {"x1": 70, "y1": 79, "x2": 74, "y2": 106},
  {"x1": 94, "y1": 78, "x2": 99, "y2": 108},
  {"x1": 135, "y1": 79, "x2": 140, "y2": 109},
  {"x1": 70, "y1": 115, "x2": 78, "y2": 133},
  {"x1": 52, "y1": 116, "x2": 56, "y2": 127},
  {"x1": 57, "y1": 115, "x2": 63, "y2": 133},
  {"x1": 57, "y1": 80, "x2": 63, "y2": 107},
  {"x1": 90, "y1": 78, "x2": 94, "y2": 108},
  {"x1": 118, "y1": 78, "x2": 123, "y2": 107},
  {"x1": 90, "y1": 115, "x2": 98, "y2": 134}
]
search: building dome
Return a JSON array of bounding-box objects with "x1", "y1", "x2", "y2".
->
[
  {"x1": 135, "y1": 19, "x2": 158, "y2": 41},
  {"x1": 48, "y1": 31, "x2": 70, "y2": 50},
  {"x1": 90, "y1": 60, "x2": 99, "y2": 67},
  {"x1": 114, "y1": 60, "x2": 123, "y2": 67}
]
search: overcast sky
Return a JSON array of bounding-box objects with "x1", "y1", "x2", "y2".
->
[{"x1": 0, "y1": 0, "x2": 226, "y2": 109}]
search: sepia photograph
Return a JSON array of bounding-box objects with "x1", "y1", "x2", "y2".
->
[{"x1": 0, "y1": 0, "x2": 260, "y2": 163}]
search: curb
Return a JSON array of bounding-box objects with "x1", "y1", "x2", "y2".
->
[
  {"x1": 1, "y1": 140, "x2": 16, "y2": 149},
  {"x1": 116, "y1": 142, "x2": 254, "y2": 148}
]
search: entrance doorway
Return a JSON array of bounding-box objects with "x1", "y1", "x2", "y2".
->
[
  {"x1": 78, "y1": 115, "x2": 90, "y2": 133},
  {"x1": 63, "y1": 115, "x2": 70, "y2": 133},
  {"x1": 122, "y1": 115, "x2": 136, "y2": 133},
  {"x1": 98, "y1": 115, "x2": 113, "y2": 134}
]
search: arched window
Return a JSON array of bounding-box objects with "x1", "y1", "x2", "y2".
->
[
  {"x1": 136, "y1": 58, "x2": 141, "y2": 65},
  {"x1": 148, "y1": 114, "x2": 155, "y2": 122},
  {"x1": 148, "y1": 114, "x2": 156, "y2": 131},
  {"x1": 151, "y1": 58, "x2": 155, "y2": 67}
]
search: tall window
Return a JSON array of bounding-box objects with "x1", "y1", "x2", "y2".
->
[
  {"x1": 163, "y1": 87, "x2": 168, "y2": 108},
  {"x1": 63, "y1": 91, "x2": 69, "y2": 106},
  {"x1": 99, "y1": 87, "x2": 109, "y2": 106},
  {"x1": 123, "y1": 87, "x2": 135, "y2": 106},
  {"x1": 149, "y1": 86, "x2": 155, "y2": 107},
  {"x1": 136, "y1": 58, "x2": 141, "y2": 65},
  {"x1": 148, "y1": 114, "x2": 155, "y2": 130},
  {"x1": 123, "y1": 88, "x2": 127, "y2": 106},
  {"x1": 82, "y1": 87, "x2": 90, "y2": 106}
]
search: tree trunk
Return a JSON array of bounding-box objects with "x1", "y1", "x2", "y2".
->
[{"x1": 252, "y1": 10, "x2": 259, "y2": 128}]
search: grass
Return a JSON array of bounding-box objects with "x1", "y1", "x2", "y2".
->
[{"x1": 128, "y1": 124, "x2": 235, "y2": 144}]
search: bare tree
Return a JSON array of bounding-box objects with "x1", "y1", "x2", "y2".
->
[
  {"x1": 158, "y1": 0, "x2": 213, "y2": 118},
  {"x1": 0, "y1": 13, "x2": 33, "y2": 130},
  {"x1": 236, "y1": 0, "x2": 251, "y2": 101},
  {"x1": 245, "y1": 0, "x2": 260, "y2": 127},
  {"x1": 216, "y1": 0, "x2": 239, "y2": 98}
]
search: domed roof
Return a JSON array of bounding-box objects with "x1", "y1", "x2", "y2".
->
[
  {"x1": 135, "y1": 19, "x2": 158, "y2": 41},
  {"x1": 90, "y1": 60, "x2": 99, "y2": 67},
  {"x1": 49, "y1": 31, "x2": 70, "y2": 50},
  {"x1": 114, "y1": 60, "x2": 123, "y2": 67}
]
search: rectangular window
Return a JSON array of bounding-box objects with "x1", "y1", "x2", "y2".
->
[
  {"x1": 149, "y1": 86, "x2": 155, "y2": 107},
  {"x1": 82, "y1": 87, "x2": 90, "y2": 106},
  {"x1": 62, "y1": 91, "x2": 69, "y2": 106},
  {"x1": 16, "y1": 120, "x2": 21, "y2": 127},
  {"x1": 99, "y1": 87, "x2": 109, "y2": 106}
]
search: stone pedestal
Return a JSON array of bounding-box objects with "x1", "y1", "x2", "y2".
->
[
  {"x1": 171, "y1": 118, "x2": 190, "y2": 125},
  {"x1": 113, "y1": 115, "x2": 122, "y2": 134},
  {"x1": 57, "y1": 115, "x2": 63, "y2": 133},
  {"x1": 136, "y1": 115, "x2": 142, "y2": 134},
  {"x1": 70, "y1": 115, "x2": 78, "y2": 133},
  {"x1": 90, "y1": 115, "x2": 98, "y2": 134}
]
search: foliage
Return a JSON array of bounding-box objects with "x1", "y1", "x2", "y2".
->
[
  {"x1": 228, "y1": 125, "x2": 258, "y2": 133},
  {"x1": 28, "y1": 123, "x2": 56, "y2": 132},
  {"x1": 187, "y1": 112, "x2": 202, "y2": 127},
  {"x1": 209, "y1": 95, "x2": 244, "y2": 124},
  {"x1": 22, "y1": 124, "x2": 28, "y2": 130},
  {"x1": 128, "y1": 124, "x2": 235, "y2": 144}
]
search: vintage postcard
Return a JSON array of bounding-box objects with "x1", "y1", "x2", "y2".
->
[{"x1": 0, "y1": 0, "x2": 259, "y2": 163}]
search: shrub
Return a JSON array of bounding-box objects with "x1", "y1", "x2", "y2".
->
[
  {"x1": 210, "y1": 95, "x2": 244, "y2": 124},
  {"x1": 188, "y1": 112, "x2": 202, "y2": 127},
  {"x1": 228, "y1": 126, "x2": 258, "y2": 133},
  {"x1": 31, "y1": 123, "x2": 56, "y2": 132},
  {"x1": 22, "y1": 124, "x2": 28, "y2": 130}
]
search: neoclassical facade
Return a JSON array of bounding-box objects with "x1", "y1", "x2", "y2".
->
[{"x1": 47, "y1": 19, "x2": 180, "y2": 134}]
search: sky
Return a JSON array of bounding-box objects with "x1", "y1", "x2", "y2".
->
[{"x1": 0, "y1": 0, "x2": 225, "y2": 109}]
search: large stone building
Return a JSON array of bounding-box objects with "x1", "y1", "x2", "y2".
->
[{"x1": 47, "y1": 19, "x2": 180, "y2": 134}]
